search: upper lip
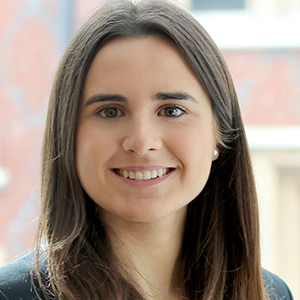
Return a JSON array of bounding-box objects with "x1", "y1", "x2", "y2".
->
[{"x1": 111, "y1": 165, "x2": 174, "y2": 171}]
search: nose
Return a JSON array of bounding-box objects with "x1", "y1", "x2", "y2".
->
[{"x1": 122, "y1": 118, "x2": 163, "y2": 155}]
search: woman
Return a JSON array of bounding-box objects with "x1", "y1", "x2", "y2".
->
[{"x1": 0, "y1": 0, "x2": 294, "y2": 299}]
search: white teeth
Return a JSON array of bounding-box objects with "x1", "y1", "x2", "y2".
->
[
  {"x1": 157, "y1": 169, "x2": 163, "y2": 177},
  {"x1": 135, "y1": 171, "x2": 143, "y2": 180},
  {"x1": 143, "y1": 170, "x2": 151, "y2": 180},
  {"x1": 151, "y1": 170, "x2": 157, "y2": 179},
  {"x1": 117, "y1": 168, "x2": 170, "y2": 180}
]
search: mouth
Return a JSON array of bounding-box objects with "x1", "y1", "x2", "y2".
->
[{"x1": 112, "y1": 168, "x2": 174, "y2": 180}]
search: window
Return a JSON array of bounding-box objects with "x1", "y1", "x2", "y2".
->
[{"x1": 193, "y1": 0, "x2": 245, "y2": 10}]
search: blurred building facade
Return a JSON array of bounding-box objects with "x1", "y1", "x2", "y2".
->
[{"x1": 0, "y1": 0, "x2": 299, "y2": 298}]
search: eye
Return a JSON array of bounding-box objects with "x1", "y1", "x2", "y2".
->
[
  {"x1": 97, "y1": 106, "x2": 124, "y2": 119},
  {"x1": 158, "y1": 105, "x2": 187, "y2": 118}
]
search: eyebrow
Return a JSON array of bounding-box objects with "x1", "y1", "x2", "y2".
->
[
  {"x1": 153, "y1": 92, "x2": 198, "y2": 103},
  {"x1": 85, "y1": 94, "x2": 128, "y2": 105},
  {"x1": 85, "y1": 92, "x2": 198, "y2": 105}
]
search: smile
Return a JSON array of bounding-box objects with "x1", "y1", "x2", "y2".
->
[{"x1": 113, "y1": 168, "x2": 172, "y2": 180}]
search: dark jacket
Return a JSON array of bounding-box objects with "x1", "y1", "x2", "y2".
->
[{"x1": 0, "y1": 252, "x2": 294, "y2": 300}]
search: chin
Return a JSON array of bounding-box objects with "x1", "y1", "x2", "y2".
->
[{"x1": 100, "y1": 203, "x2": 188, "y2": 225}]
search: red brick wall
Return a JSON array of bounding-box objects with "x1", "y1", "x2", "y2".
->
[
  {"x1": 0, "y1": 0, "x2": 62, "y2": 264},
  {"x1": 224, "y1": 50, "x2": 300, "y2": 126}
]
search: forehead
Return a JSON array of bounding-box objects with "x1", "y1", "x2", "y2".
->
[
  {"x1": 97, "y1": 34, "x2": 183, "y2": 59},
  {"x1": 94, "y1": 35, "x2": 195, "y2": 72},
  {"x1": 84, "y1": 35, "x2": 199, "y2": 90}
]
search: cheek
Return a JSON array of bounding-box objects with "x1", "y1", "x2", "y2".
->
[
  {"x1": 76, "y1": 122, "x2": 111, "y2": 161},
  {"x1": 172, "y1": 123, "x2": 215, "y2": 189},
  {"x1": 75, "y1": 126, "x2": 106, "y2": 184},
  {"x1": 172, "y1": 123, "x2": 215, "y2": 162},
  {"x1": 76, "y1": 137, "x2": 93, "y2": 188}
]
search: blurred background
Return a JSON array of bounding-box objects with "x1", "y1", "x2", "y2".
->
[{"x1": 0, "y1": 0, "x2": 299, "y2": 298}]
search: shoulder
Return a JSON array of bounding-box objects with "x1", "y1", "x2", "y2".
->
[
  {"x1": 263, "y1": 269, "x2": 294, "y2": 300},
  {"x1": 0, "y1": 252, "x2": 46, "y2": 300}
]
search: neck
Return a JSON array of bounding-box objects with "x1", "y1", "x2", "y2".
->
[{"x1": 101, "y1": 207, "x2": 187, "y2": 300}]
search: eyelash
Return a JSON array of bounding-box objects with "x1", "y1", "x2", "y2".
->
[
  {"x1": 158, "y1": 104, "x2": 187, "y2": 118},
  {"x1": 96, "y1": 105, "x2": 124, "y2": 119},
  {"x1": 96, "y1": 104, "x2": 188, "y2": 119}
]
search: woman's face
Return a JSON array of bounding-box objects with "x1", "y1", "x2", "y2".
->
[{"x1": 76, "y1": 35, "x2": 218, "y2": 224}]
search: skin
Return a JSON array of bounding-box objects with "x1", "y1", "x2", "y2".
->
[{"x1": 76, "y1": 35, "x2": 218, "y2": 299}]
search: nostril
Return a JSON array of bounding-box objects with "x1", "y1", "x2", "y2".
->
[{"x1": 122, "y1": 134, "x2": 162, "y2": 154}]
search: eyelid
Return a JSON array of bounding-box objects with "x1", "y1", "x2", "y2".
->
[
  {"x1": 95, "y1": 104, "x2": 125, "y2": 118},
  {"x1": 158, "y1": 104, "x2": 188, "y2": 117}
]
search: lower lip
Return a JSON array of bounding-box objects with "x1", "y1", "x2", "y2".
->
[{"x1": 111, "y1": 169, "x2": 175, "y2": 187}]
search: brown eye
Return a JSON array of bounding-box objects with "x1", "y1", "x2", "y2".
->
[
  {"x1": 97, "y1": 107, "x2": 124, "y2": 118},
  {"x1": 159, "y1": 105, "x2": 186, "y2": 118}
]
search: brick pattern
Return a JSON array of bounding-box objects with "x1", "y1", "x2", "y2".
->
[
  {"x1": 0, "y1": 0, "x2": 63, "y2": 264},
  {"x1": 0, "y1": 1, "x2": 299, "y2": 265},
  {"x1": 224, "y1": 50, "x2": 300, "y2": 125}
]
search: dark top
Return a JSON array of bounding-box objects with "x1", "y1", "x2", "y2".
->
[
  {"x1": 0, "y1": 252, "x2": 47, "y2": 300},
  {"x1": 0, "y1": 252, "x2": 294, "y2": 300}
]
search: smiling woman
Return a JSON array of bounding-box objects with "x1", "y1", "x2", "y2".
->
[
  {"x1": 0, "y1": 0, "x2": 294, "y2": 300},
  {"x1": 76, "y1": 36, "x2": 217, "y2": 224}
]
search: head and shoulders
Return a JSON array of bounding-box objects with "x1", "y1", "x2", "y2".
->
[{"x1": 0, "y1": 0, "x2": 293, "y2": 299}]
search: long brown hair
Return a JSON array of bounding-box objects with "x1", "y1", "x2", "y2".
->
[{"x1": 35, "y1": 0, "x2": 269, "y2": 299}]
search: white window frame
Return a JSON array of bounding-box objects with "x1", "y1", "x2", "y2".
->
[{"x1": 193, "y1": 7, "x2": 300, "y2": 49}]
